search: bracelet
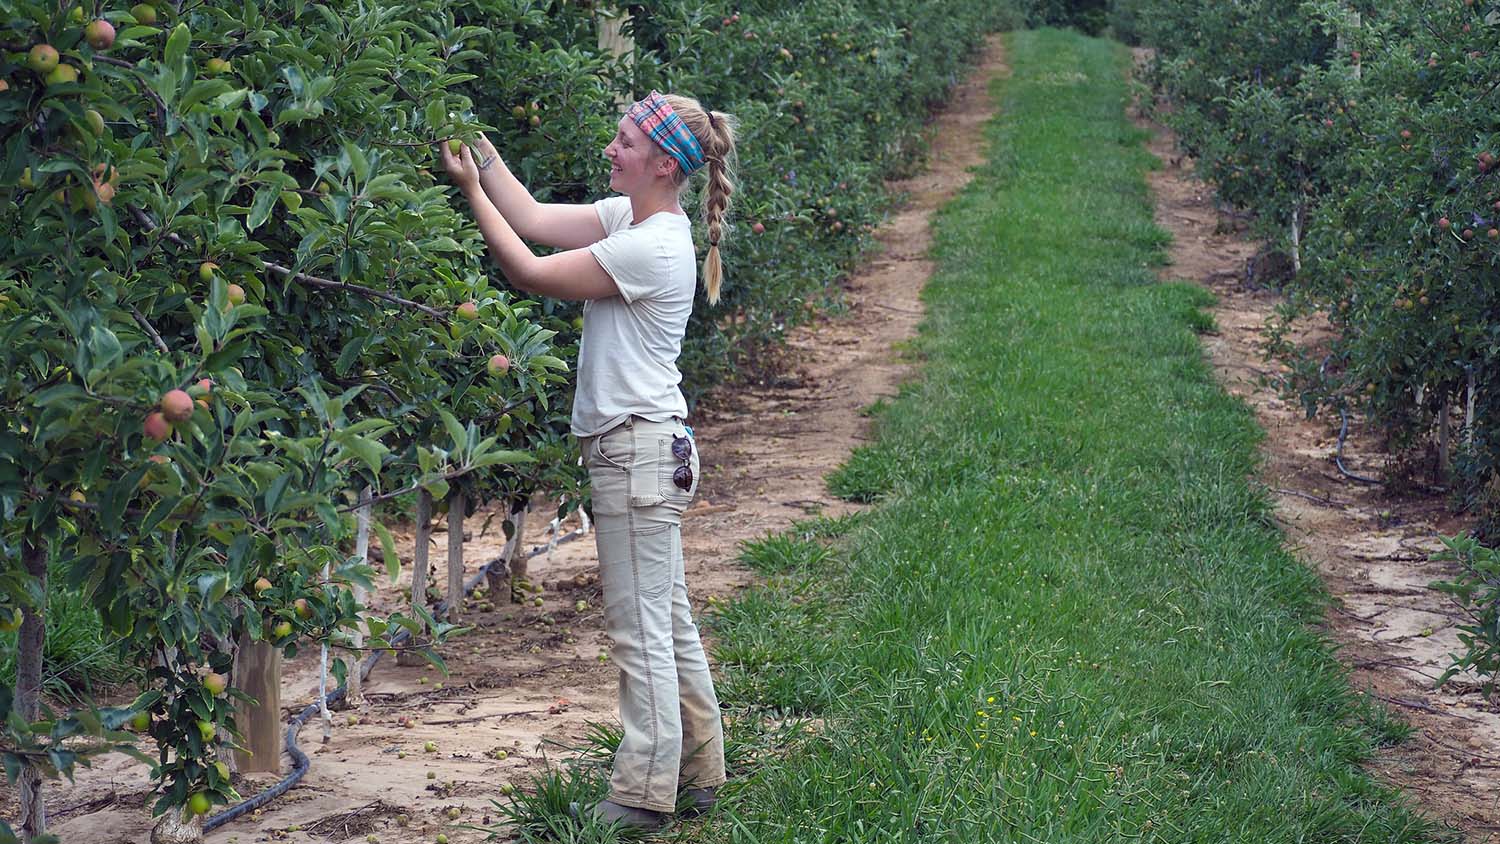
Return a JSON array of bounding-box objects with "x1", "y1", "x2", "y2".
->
[{"x1": 477, "y1": 155, "x2": 496, "y2": 171}]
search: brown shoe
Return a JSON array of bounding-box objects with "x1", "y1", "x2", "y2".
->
[
  {"x1": 568, "y1": 798, "x2": 669, "y2": 832},
  {"x1": 678, "y1": 786, "x2": 718, "y2": 817}
]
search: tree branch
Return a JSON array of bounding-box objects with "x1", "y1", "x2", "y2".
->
[
  {"x1": 91, "y1": 54, "x2": 167, "y2": 122},
  {"x1": 126, "y1": 206, "x2": 449, "y2": 322},
  {"x1": 129, "y1": 305, "x2": 170, "y2": 355},
  {"x1": 262, "y1": 263, "x2": 448, "y2": 322}
]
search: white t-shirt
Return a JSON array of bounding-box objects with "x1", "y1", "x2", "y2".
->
[{"x1": 572, "y1": 195, "x2": 696, "y2": 437}]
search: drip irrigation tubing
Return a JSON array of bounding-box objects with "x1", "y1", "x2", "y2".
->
[
  {"x1": 204, "y1": 525, "x2": 590, "y2": 832},
  {"x1": 1336, "y1": 405, "x2": 1382, "y2": 486}
]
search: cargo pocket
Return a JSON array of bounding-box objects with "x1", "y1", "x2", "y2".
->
[{"x1": 629, "y1": 522, "x2": 674, "y2": 600}]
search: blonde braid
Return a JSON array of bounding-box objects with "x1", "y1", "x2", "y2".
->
[{"x1": 663, "y1": 94, "x2": 738, "y2": 305}]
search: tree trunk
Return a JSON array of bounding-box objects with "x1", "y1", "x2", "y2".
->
[
  {"x1": 446, "y1": 491, "x2": 465, "y2": 622},
  {"x1": 397, "y1": 489, "x2": 433, "y2": 666},
  {"x1": 487, "y1": 503, "x2": 524, "y2": 596},
  {"x1": 16, "y1": 539, "x2": 47, "y2": 843},
  {"x1": 508, "y1": 506, "x2": 530, "y2": 603},
  {"x1": 150, "y1": 809, "x2": 202, "y2": 844}
]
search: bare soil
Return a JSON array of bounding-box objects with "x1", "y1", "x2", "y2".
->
[
  {"x1": 14, "y1": 35, "x2": 1010, "y2": 844},
  {"x1": 1134, "y1": 53, "x2": 1500, "y2": 843}
]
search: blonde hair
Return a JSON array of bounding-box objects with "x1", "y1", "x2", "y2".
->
[{"x1": 661, "y1": 94, "x2": 737, "y2": 305}]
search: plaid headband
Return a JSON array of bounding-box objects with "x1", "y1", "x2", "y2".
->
[{"x1": 626, "y1": 90, "x2": 707, "y2": 176}]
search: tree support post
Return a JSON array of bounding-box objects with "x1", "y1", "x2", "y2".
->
[
  {"x1": 397, "y1": 489, "x2": 433, "y2": 665},
  {"x1": 446, "y1": 490, "x2": 465, "y2": 623}
]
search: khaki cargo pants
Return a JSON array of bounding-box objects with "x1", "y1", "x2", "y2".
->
[{"x1": 581, "y1": 416, "x2": 726, "y2": 813}]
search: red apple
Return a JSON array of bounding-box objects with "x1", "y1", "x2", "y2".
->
[
  {"x1": 143, "y1": 411, "x2": 170, "y2": 442},
  {"x1": 85, "y1": 19, "x2": 116, "y2": 50},
  {"x1": 456, "y1": 301, "x2": 479, "y2": 320},
  {"x1": 160, "y1": 389, "x2": 194, "y2": 422},
  {"x1": 487, "y1": 353, "x2": 510, "y2": 376},
  {"x1": 752, "y1": 222, "x2": 765, "y2": 234},
  {"x1": 226, "y1": 283, "x2": 246, "y2": 305},
  {"x1": 1438, "y1": 217, "x2": 1451, "y2": 231}
]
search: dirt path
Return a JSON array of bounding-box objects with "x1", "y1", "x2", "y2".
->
[
  {"x1": 24, "y1": 35, "x2": 1009, "y2": 844},
  {"x1": 1133, "y1": 55, "x2": 1500, "y2": 842}
]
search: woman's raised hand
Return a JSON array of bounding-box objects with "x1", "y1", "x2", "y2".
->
[
  {"x1": 472, "y1": 133, "x2": 502, "y2": 172},
  {"x1": 439, "y1": 139, "x2": 480, "y2": 191}
]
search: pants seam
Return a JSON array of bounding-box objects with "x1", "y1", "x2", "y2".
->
[{"x1": 626, "y1": 429, "x2": 661, "y2": 799}]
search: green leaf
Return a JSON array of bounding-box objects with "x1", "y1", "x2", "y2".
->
[
  {"x1": 424, "y1": 99, "x2": 447, "y2": 133},
  {"x1": 438, "y1": 409, "x2": 468, "y2": 453},
  {"x1": 528, "y1": 355, "x2": 569, "y2": 371},
  {"x1": 247, "y1": 185, "x2": 278, "y2": 230},
  {"x1": 470, "y1": 449, "x2": 535, "y2": 469},
  {"x1": 164, "y1": 23, "x2": 191, "y2": 70},
  {"x1": 422, "y1": 478, "x2": 450, "y2": 501},
  {"x1": 337, "y1": 432, "x2": 387, "y2": 476},
  {"x1": 372, "y1": 518, "x2": 401, "y2": 582}
]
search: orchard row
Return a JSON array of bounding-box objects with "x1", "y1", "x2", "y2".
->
[
  {"x1": 1120, "y1": 0, "x2": 1499, "y2": 519},
  {"x1": 0, "y1": 0, "x2": 1013, "y2": 839}
]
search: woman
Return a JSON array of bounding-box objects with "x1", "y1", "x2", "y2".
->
[{"x1": 440, "y1": 91, "x2": 737, "y2": 831}]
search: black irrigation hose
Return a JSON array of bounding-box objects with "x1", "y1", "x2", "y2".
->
[
  {"x1": 204, "y1": 526, "x2": 591, "y2": 832},
  {"x1": 1336, "y1": 405, "x2": 1383, "y2": 486}
]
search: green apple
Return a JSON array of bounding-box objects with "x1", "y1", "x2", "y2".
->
[
  {"x1": 44, "y1": 64, "x2": 79, "y2": 86},
  {"x1": 28, "y1": 44, "x2": 59, "y2": 74},
  {"x1": 130, "y1": 3, "x2": 156, "y2": 24},
  {"x1": 187, "y1": 792, "x2": 211, "y2": 816},
  {"x1": 196, "y1": 719, "x2": 216, "y2": 742}
]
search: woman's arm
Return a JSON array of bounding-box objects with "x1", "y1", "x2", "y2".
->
[
  {"x1": 472, "y1": 133, "x2": 607, "y2": 250},
  {"x1": 445, "y1": 142, "x2": 618, "y2": 301}
]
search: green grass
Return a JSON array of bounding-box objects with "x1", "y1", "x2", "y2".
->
[
  {"x1": 0, "y1": 560, "x2": 136, "y2": 705},
  {"x1": 683, "y1": 28, "x2": 1453, "y2": 844}
]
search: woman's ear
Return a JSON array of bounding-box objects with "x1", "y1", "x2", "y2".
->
[{"x1": 656, "y1": 155, "x2": 680, "y2": 179}]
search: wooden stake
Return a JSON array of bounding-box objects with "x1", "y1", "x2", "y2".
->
[
  {"x1": 398, "y1": 489, "x2": 433, "y2": 666},
  {"x1": 1466, "y1": 368, "x2": 1477, "y2": 447},
  {"x1": 1438, "y1": 395, "x2": 1451, "y2": 483},
  {"x1": 232, "y1": 634, "x2": 282, "y2": 774},
  {"x1": 597, "y1": 6, "x2": 636, "y2": 109},
  {"x1": 446, "y1": 490, "x2": 465, "y2": 622}
]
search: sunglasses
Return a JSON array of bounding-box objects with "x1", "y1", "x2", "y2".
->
[{"x1": 671, "y1": 434, "x2": 694, "y2": 491}]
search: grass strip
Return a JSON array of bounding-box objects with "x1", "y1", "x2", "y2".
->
[{"x1": 695, "y1": 28, "x2": 1453, "y2": 844}]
